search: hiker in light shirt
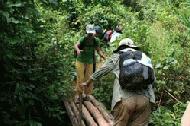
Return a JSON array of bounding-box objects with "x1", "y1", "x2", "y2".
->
[{"x1": 83, "y1": 38, "x2": 155, "y2": 126}]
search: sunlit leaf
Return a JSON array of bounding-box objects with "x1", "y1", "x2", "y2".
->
[
  {"x1": 163, "y1": 66, "x2": 169, "y2": 70},
  {"x1": 155, "y1": 63, "x2": 162, "y2": 68},
  {"x1": 8, "y1": 2, "x2": 24, "y2": 7}
]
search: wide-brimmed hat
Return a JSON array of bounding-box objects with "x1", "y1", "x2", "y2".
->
[
  {"x1": 119, "y1": 38, "x2": 138, "y2": 48},
  {"x1": 113, "y1": 38, "x2": 139, "y2": 53},
  {"x1": 86, "y1": 24, "x2": 96, "y2": 34}
]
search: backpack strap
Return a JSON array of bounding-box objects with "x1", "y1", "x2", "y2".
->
[
  {"x1": 92, "y1": 38, "x2": 96, "y2": 72},
  {"x1": 119, "y1": 50, "x2": 142, "y2": 60},
  {"x1": 84, "y1": 36, "x2": 96, "y2": 72}
]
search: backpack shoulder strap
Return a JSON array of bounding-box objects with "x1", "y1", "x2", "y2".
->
[
  {"x1": 83, "y1": 36, "x2": 96, "y2": 46},
  {"x1": 119, "y1": 50, "x2": 135, "y2": 58},
  {"x1": 133, "y1": 50, "x2": 142, "y2": 60},
  {"x1": 80, "y1": 36, "x2": 87, "y2": 48}
]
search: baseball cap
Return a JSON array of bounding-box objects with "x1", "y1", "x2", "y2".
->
[
  {"x1": 94, "y1": 25, "x2": 103, "y2": 34},
  {"x1": 86, "y1": 24, "x2": 96, "y2": 34}
]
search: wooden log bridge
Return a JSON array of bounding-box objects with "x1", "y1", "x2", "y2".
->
[{"x1": 64, "y1": 95, "x2": 114, "y2": 126}]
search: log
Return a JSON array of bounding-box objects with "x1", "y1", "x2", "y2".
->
[
  {"x1": 63, "y1": 101, "x2": 78, "y2": 126},
  {"x1": 89, "y1": 95, "x2": 114, "y2": 124},
  {"x1": 70, "y1": 101, "x2": 86, "y2": 126},
  {"x1": 76, "y1": 104, "x2": 98, "y2": 126},
  {"x1": 64, "y1": 95, "x2": 114, "y2": 126},
  {"x1": 79, "y1": 94, "x2": 83, "y2": 126},
  {"x1": 84, "y1": 101, "x2": 111, "y2": 126}
]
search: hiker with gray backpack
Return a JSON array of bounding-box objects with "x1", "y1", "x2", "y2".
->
[{"x1": 82, "y1": 38, "x2": 155, "y2": 126}]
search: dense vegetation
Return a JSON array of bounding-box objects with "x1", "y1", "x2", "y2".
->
[{"x1": 1, "y1": 0, "x2": 190, "y2": 125}]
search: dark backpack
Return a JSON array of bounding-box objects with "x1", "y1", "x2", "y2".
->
[
  {"x1": 103, "y1": 30, "x2": 113, "y2": 42},
  {"x1": 74, "y1": 36, "x2": 95, "y2": 58},
  {"x1": 119, "y1": 50, "x2": 155, "y2": 90}
]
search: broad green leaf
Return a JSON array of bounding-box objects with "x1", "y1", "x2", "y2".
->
[
  {"x1": 8, "y1": 2, "x2": 24, "y2": 7},
  {"x1": 9, "y1": 17, "x2": 19, "y2": 24},
  {"x1": 163, "y1": 66, "x2": 169, "y2": 70}
]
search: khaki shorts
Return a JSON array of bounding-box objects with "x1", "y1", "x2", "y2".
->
[{"x1": 112, "y1": 95, "x2": 151, "y2": 126}]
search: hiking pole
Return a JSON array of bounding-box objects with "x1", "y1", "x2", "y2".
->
[
  {"x1": 79, "y1": 91, "x2": 82, "y2": 126},
  {"x1": 93, "y1": 49, "x2": 96, "y2": 73}
]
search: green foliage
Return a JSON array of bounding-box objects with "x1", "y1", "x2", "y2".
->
[
  {"x1": 0, "y1": 0, "x2": 72, "y2": 125},
  {"x1": 151, "y1": 102, "x2": 187, "y2": 126},
  {"x1": 93, "y1": 73, "x2": 114, "y2": 110}
]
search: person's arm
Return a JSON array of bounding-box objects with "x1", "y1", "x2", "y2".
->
[
  {"x1": 181, "y1": 102, "x2": 190, "y2": 126},
  {"x1": 94, "y1": 37, "x2": 106, "y2": 60},
  {"x1": 82, "y1": 54, "x2": 119, "y2": 86},
  {"x1": 96, "y1": 47, "x2": 106, "y2": 60},
  {"x1": 74, "y1": 41, "x2": 83, "y2": 55},
  {"x1": 74, "y1": 37, "x2": 84, "y2": 55}
]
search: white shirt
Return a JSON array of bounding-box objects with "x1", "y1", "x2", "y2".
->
[{"x1": 110, "y1": 31, "x2": 121, "y2": 43}]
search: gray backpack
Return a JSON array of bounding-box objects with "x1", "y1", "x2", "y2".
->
[{"x1": 119, "y1": 50, "x2": 155, "y2": 90}]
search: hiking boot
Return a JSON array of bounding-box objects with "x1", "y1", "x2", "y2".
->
[
  {"x1": 82, "y1": 94, "x2": 90, "y2": 101},
  {"x1": 74, "y1": 95, "x2": 80, "y2": 104}
]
